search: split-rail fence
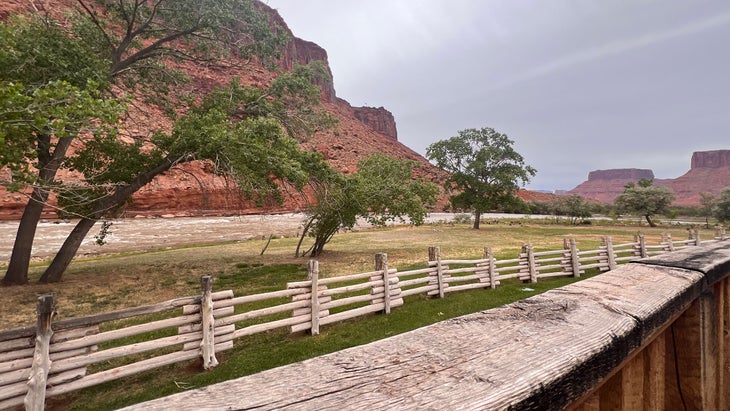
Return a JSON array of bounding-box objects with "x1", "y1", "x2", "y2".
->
[{"x1": 1, "y1": 228, "x2": 726, "y2": 410}]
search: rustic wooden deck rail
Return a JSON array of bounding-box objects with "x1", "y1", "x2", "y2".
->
[{"x1": 0, "y1": 228, "x2": 726, "y2": 410}]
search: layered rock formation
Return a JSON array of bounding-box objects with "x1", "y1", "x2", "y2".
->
[
  {"x1": 569, "y1": 150, "x2": 730, "y2": 206},
  {"x1": 569, "y1": 169, "x2": 655, "y2": 204},
  {"x1": 352, "y1": 107, "x2": 398, "y2": 140},
  {"x1": 587, "y1": 169, "x2": 654, "y2": 181}
]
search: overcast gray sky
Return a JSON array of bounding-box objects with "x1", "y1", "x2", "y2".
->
[{"x1": 264, "y1": 0, "x2": 730, "y2": 191}]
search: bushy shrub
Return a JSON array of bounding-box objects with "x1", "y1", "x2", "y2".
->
[{"x1": 453, "y1": 213, "x2": 473, "y2": 224}]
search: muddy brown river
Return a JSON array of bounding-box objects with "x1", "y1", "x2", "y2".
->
[{"x1": 0, "y1": 213, "x2": 467, "y2": 262}]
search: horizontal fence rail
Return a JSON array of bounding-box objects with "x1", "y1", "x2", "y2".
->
[{"x1": 1, "y1": 227, "x2": 727, "y2": 410}]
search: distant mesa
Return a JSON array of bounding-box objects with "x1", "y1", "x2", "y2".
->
[
  {"x1": 691, "y1": 149, "x2": 730, "y2": 168},
  {"x1": 587, "y1": 169, "x2": 654, "y2": 181},
  {"x1": 569, "y1": 150, "x2": 730, "y2": 206}
]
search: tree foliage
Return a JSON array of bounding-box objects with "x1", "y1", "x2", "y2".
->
[
  {"x1": 547, "y1": 195, "x2": 593, "y2": 224},
  {"x1": 1, "y1": 16, "x2": 123, "y2": 285},
  {"x1": 699, "y1": 192, "x2": 717, "y2": 229},
  {"x1": 426, "y1": 127, "x2": 536, "y2": 229},
  {"x1": 614, "y1": 179, "x2": 675, "y2": 227},
  {"x1": 74, "y1": 0, "x2": 288, "y2": 81},
  {"x1": 715, "y1": 187, "x2": 730, "y2": 224},
  {"x1": 297, "y1": 154, "x2": 439, "y2": 257},
  {"x1": 39, "y1": 63, "x2": 335, "y2": 283}
]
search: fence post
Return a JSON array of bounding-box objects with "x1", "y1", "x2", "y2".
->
[
  {"x1": 523, "y1": 243, "x2": 538, "y2": 283},
  {"x1": 24, "y1": 294, "x2": 55, "y2": 411},
  {"x1": 200, "y1": 276, "x2": 218, "y2": 370},
  {"x1": 694, "y1": 228, "x2": 701, "y2": 246},
  {"x1": 429, "y1": 246, "x2": 445, "y2": 298},
  {"x1": 485, "y1": 247, "x2": 498, "y2": 289},
  {"x1": 569, "y1": 238, "x2": 581, "y2": 277},
  {"x1": 375, "y1": 253, "x2": 391, "y2": 314},
  {"x1": 662, "y1": 233, "x2": 675, "y2": 252},
  {"x1": 604, "y1": 236, "x2": 617, "y2": 270},
  {"x1": 308, "y1": 260, "x2": 320, "y2": 335},
  {"x1": 638, "y1": 234, "x2": 648, "y2": 258}
]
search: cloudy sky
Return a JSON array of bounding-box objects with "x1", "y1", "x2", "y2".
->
[{"x1": 264, "y1": 0, "x2": 730, "y2": 191}]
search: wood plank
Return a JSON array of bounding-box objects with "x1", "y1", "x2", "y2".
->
[
  {"x1": 0, "y1": 394, "x2": 25, "y2": 411},
  {"x1": 216, "y1": 300, "x2": 309, "y2": 327},
  {"x1": 644, "y1": 330, "x2": 666, "y2": 411},
  {"x1": 52, "y1": 295, "x2": 201, "y2": 331},
  {"x1": 221, "y1": 289, "x2": 304, "y2": 307},
  {"x1": 0, "y1": 339, "x2": 33, "y2": 357},
  {"x1": 50, "y1": 313, "x2": 202, "y2": 353}
]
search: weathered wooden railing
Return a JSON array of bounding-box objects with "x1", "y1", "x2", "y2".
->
[
  {"x1": 122, "y1": 238, "x2": 730, "y2": 411},
  {"x1": 0, "y1": 229, "x2": 726, "y2": 410}
]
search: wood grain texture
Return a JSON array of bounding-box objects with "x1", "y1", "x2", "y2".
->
[{"x1": 121, "y1": 262, "x2": 706, "y2": 411}]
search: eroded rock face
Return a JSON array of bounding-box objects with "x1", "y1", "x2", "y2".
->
[
  {"x1": 587, "y1": 169, "x2": 654, "y2": 181},
  {"x1": 352, "y1": 107, "x2": 398, "y2": 140},
  {"x1": 691, "y1": 150, "x2": 730, "y2": 169}
]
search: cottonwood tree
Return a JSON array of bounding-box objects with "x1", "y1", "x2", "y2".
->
[
  {"x1": 699, "y1": 192, "x2": 717, "y2": 228},
  {"x1": 614, "y1": 178, "x2": 675, "y2": 227},
  {"x1": 1, "y1": 16, "x2": 122, "y2": 285},
  {"x1": 548, "y1": 195, "x2": 592, "y2": 224},
  {"x1": 715, "y1": 187, "x2": 730, "y2": 223},
  {"x1": 296, "y1": 153, "x2": 439, "y2": 257},
  {"x1": 2, "y1": 0, "x2": 322, "y2": 284},
  {"x1": 426, "y1": 127, "x2": 536, "y2": 229},
  {"x1": 39, "y1": 65, "x2": 335, "y2": 283}
]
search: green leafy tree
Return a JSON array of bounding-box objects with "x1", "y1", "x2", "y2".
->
[
  {"x1": 614, "y1": 179, "x2": 675, "y2": 227},
  {"x1": 1, "y1": 1, "x2": 321, "y2": 285},
  {"x1": 548, "y1": 195, "x2": 592, "y2": 224},
  {"x1": 699, "y1": 192, "x2": 717, "y2": 228},
  {"x1": 39, "y1": 66, "x2": 334, "y2": 283},
  {"x1": 715, "y1": 187, "x2": 730, "y2": 223},
  {"x1": 1, "y1": 16, "x2": 122, "y2": 285},
  {"x1": 296, "y1": 153, "x2": 439, "y2": 257},
  {"x1": 426, "y1": 127, "x2": 536, "y2": 229}
]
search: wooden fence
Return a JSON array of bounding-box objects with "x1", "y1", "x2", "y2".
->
[{"x1": 0, "y1": 228, "x2": 726, "y2": 410}]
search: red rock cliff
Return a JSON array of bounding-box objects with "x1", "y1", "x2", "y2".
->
[
  {"x1": 586, "y1": 169, "x2": 654, "y2": 181},
  {"x1": 691, "y1": 150, "x2": 730, "y2": 169},
  {"x1": 569, "y1": 151, "x2": 730, "y2": 206},
  {"x1": 352, "y1": 106, "x2": 398, "y2": 140}
]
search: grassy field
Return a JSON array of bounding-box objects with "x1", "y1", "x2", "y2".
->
[{"x1": 1, "y1": 219, "x2": 714, "y2": 410}]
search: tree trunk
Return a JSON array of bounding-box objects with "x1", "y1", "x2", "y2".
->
[
  {"x1": 39, "y1": 218, "x2": 97, "y2": 283},
  {"x1": 3, "y1": 197, "x2": 46, "y2": 285},
  {"x1": 2, "y1": 136, "x2": 73, "y2": 285},
  {"x1": 645, "y1": 215, "x2": 656, "y2": 227},
  {"x1": 473, "y1": 211, "x2": 481, "y2": 230},
  {"x1": 37, "y1": 156, "x2": 175, "y2": 283}
]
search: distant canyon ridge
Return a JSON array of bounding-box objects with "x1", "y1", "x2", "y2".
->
[
  {"x1": 0, "y1": 1, "x2": 723, "y2": 221},
  {"x1": 569, "y1": 150, "x2": 730, "y2": 206}
]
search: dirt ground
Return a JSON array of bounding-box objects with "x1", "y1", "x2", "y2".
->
[{"x1": 0, "y1": 213, "x2": 463, "y2": 263}]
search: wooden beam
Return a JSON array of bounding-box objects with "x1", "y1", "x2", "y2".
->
[{"x1": 643, "y1": 331, "x2": 666, "y2": 411}]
